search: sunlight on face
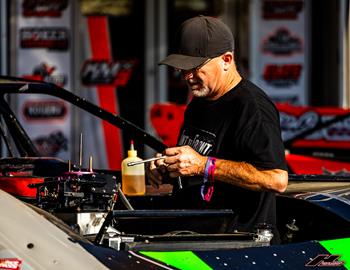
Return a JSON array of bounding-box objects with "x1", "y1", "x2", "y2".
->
[{"x1": 182, "y1": 57, "x2": 222, "y2": 99}]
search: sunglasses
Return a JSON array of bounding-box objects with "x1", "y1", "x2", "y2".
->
[{"x1": 176, "y1": 58, "x2": 213, "y2": 76}]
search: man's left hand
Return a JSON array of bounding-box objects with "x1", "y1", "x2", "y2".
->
[{"x1": 163, "y1": 145, "x2": 207, "y2": 178}]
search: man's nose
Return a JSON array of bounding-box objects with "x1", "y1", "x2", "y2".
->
[{"x1": 182, "y1": 70, "x2": 194, "y2": 80}]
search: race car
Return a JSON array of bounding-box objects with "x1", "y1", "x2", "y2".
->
[{"x1": 0, "y1": 76, "x2": 349, "y2": 269}]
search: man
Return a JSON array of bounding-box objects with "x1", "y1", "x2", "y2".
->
[{"x1": 148, "y1": 15, "x2": 288, "y2": 242}]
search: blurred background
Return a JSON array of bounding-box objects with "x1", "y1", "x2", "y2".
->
[{"x1": 0, "y1": 0, "x2": 349, "y2": 172}]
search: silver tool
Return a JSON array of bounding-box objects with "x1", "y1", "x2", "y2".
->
[
  {"x1": 127, "y1": 156, "x2": 166, "y2": 166},
  {"x1": 177, "y1": 176, "x2": 183, "y2": 189}
]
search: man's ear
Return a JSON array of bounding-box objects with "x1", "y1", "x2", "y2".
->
[{"x1": 222, "y1": 52, "x2": 233, "y2": 71}]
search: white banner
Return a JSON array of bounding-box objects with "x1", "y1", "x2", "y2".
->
[
  {"x1": 15, "y1": 0, "x2": 72, "y2": 160},
  {"x1": 250, "y1": 0, "x2": 308, "y2": 105}
]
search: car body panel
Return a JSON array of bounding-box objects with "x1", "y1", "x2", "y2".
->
[
  {"x1": 1, "y1": 76, "x2": 350, "y2": 269},
  {"x1": 0, "y1": 189, "x2": 108, "y2": 269},
  {"x1": 140, "y1": 239, "x2": 349, "y2": 269}
]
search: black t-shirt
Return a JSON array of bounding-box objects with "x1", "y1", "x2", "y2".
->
[{"x1": 174, "y1": 79, "x2": 287, "y2": 240}]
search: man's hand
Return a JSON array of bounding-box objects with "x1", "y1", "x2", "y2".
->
[
  {"x1": 147, "y1": 153, "x2": 168, "y2": 188},
  {"x1": 164, "y1": 145, "x2": 207, "y2": 178}
]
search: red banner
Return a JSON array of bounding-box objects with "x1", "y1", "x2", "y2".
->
[{"x1": 277, "y1": 104, "x2": 350, "y2": 149}]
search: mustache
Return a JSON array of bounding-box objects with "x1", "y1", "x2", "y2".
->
[{"x1": 187, "y1": 78, "x2": 201, "y2": 85}]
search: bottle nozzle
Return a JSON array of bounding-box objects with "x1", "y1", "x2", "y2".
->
[{"x1": 128, "y1": 140, "x2": 137, "y2": 157}]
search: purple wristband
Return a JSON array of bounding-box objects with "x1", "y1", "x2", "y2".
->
[{"x1": 201, "y1": 157, "x2": 217, "y2": 202}]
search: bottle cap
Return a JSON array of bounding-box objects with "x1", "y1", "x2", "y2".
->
[{"x1": 128, "y1": 140, "x2": 137, "y2": 157}]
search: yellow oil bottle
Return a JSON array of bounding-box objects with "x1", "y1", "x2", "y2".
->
[{"x1": 121, "y1": 140, "x2": 146, "y2": 195}]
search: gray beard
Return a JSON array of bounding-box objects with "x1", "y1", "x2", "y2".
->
[{"x1": 191, "y1": 86, "x2": 210, "y2": 98}]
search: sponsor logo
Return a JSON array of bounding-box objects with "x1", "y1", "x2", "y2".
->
[
  {"x1": 22, "y1": 62, "x2": 67, "y2": 87},
  {"x1": 23, "y1": 100, "x2": 67, "y2": 121},
  {"x1": 81, "y1": 59, "x2": 136, "y2": 86},
  {"x1": 262, "y1": 28, "x2": 302, "y2": 56},
  {"x1": 280, "y1": 111, "x2": 319, "y2": 140},
  {"x1": 263, "y1": 64, "x2": 302, "y2": 87},
  {"x1": 280, "y1": 111, "x2": 350, "y2": 141},
  {"x1": 20, "y1": 27, "x2": 69, "y2": 50},
  {"x1": 263, "y1": 0, "x2": 304, "y2": 20},
  {"x1": 22, "y1": 0, "x2": 68, "y2": 17},
  {"x1": 0, "y1": 258, "x2": 22, "y2": 270},
  {"x1": 34, "y1": 130, "x2": 68, "y2": 156},
  {"x1": 305, "y1": 254, "x2": 344, "y2": 267}
]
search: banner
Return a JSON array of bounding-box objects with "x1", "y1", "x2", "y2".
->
[
  {"x1": 16, "y1": 0, "x2": 72, "y2": 160},
  {"x1": 278, "y1": 104, "x2": 350, "y2": 162},
  {"x1": 250, "y1": 0, "x2": 308, "y2": 105}
]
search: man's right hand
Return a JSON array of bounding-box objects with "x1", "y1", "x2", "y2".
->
[{"x1": 147, "y1": 153, "x2": 168, "y2": 188}]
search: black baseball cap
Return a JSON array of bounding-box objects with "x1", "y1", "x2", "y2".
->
[{"x1": 159, "y1": 15, "x2": 234, "y2": 71}]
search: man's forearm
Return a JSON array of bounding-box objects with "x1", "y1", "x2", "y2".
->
[
  {"x1": 163, "y1": 145, "x2": 288, "y2": 193},
  {"x1": 211, "y1": 159, "x2": 288, "y2": 193}
]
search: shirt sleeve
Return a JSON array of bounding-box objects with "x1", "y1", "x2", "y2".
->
[{"x1": 239, "y1": 120, "x2": 287, "y2": 171}]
